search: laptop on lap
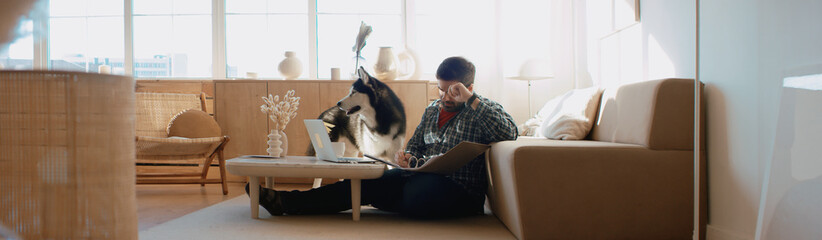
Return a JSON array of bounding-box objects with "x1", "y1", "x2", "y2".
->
[{"x1": 304, "y1": 119, "x2": 375, "y2": 163}]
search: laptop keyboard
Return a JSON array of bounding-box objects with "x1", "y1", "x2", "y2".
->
[{"x1": 332, "y1": 157, "x2": 377, "y2": 163}]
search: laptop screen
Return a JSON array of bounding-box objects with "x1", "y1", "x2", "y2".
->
[{"x1": 304, "y1": 119, "x2": 338, "y2": 161}]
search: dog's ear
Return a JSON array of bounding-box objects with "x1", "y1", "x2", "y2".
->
[{"x1": 357, "y1": 67, "x2": 377, "y2": 88}]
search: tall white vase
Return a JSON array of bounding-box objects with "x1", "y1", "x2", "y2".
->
[
  {"x1": 267, "y1": 130, "x2": 288, "y2": 158},
  {"x1": 373, "y1": 47, "x2": 398, "y2": 81},
  {"x1": 278, "y1": 51, "x2": 302, "y2": 80}
]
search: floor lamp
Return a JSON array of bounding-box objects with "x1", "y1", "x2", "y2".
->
[{"x1": 509, "y1": 59, "x2": 554, "y2": 118}]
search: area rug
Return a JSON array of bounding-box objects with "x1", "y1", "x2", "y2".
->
[{"x1": 139, "y1": 195, "x2": 515, "y2": 240}]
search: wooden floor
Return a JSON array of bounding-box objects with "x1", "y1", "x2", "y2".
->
[{"x1": 136, "y1": 182, "x2": 313, "y2": 231}]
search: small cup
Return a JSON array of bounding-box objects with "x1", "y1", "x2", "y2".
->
[
  {"x1": 330, "y1": 68, "x2": 341, "y2": 80},
  {"x1": 246, "y1": 72, "x2": 258, "y2": 79},
  {"x1": 98, "y1": 65, "x2": 111, "y2": 74},
  {"x1": 331, "y1": 142, "x2": 345, "y2": 157}
]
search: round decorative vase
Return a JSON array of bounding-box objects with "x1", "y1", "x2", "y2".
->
[
  {"x1": 373, "y1": 47, "x2": 398, "y2": 81},
  {"x1": 266, "y1": 130, "x2": 288, "y2": 157},
  {"x1": 397, "y1": 47, "x2": 421, "y2": 80},
  {"x1": 278, "y1": 51, "x2": 302, "y2": 80}
]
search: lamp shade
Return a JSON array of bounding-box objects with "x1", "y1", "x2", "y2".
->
[{"x1": 509, "y1": 59, "x2": 553, "y2": 80}]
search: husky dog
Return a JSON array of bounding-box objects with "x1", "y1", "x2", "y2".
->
[{"x1": 308, "y1": 67, "x2": 406, "y2": 161}]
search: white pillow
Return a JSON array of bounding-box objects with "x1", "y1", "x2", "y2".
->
[
  {"x1": 538, "y1": 87, "x2": 603, "y2": 140},
  {"x1": 518, "y1": 91, "x2": 569, "y2": 136}
]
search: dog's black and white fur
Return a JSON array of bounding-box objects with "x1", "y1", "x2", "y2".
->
[{"x1": 308, "y1": 67, "x2": 406, "y2": 161}]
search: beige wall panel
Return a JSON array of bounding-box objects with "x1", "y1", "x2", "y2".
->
[
  {"x1": 385, "y1": 81, "x2": 430, "y2": 142},
  {"x1": 215, "y1": 82, "x2": 268, "y2": 159},
  {"x1": 201, "y1": 82, "x2": 215, "y2": 97},
  {"x1": 136, "y1": 80, "x2": 205, "y2": 94},
  {"x1": 318, "y1": 81, "x2": 356, "y2": 111},
  {"x1": 427, "y1": 81, "x2": 440, "y2": 102}
]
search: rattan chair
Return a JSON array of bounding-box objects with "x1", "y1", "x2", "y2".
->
[{"x1": 135, "y1": 92, "x2": 230, "y2": 195}]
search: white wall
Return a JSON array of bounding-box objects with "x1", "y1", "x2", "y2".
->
[
  {"x1": 700, "y1": 0, "x2": 761, "y2": 239},
  {"x1": 701, "y1": 0, "x2": 822, "y2": 239},
  {"x1": 580, "y1": 0, "x2": 694, "y2": 89},
  {"x1": 641, "y1": 0, "x2": 695, "y2": 80}
]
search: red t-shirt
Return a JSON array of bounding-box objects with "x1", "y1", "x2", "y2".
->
[{"x1": 438, "y1": 108, "x2": 458, "y2": 129}]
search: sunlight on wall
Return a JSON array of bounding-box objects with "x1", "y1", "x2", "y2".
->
[
  {"x1": 620, "y1": 25, "x2": 642, "y2": 85},
  {"x1": 783, "y1": 73, "x2": 822, "y2": 181},
  {"x1": 784, "y1": 73, "x2": 822, "y2": 91},
  {"x1": 758, "y1": 71, "x2": 822, "y2": 239},
  {"x1": 647, "y1": 34, "x2": 676, "y2": 80},
  {"x1": 599, "y1": 34, "x2": 619, "y2": 89}
]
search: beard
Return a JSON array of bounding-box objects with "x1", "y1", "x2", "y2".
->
[{"x1": 441, "y1": 100, "x2": 465, "y2": 112}]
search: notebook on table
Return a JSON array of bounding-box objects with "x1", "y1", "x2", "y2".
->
[{"x1": 304, "y1": 119, "x2": 376, "y2": 163}]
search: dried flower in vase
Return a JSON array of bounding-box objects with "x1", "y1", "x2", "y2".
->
[{"x1": 260, "y1": 90, "x2": 300, "y2": 131}]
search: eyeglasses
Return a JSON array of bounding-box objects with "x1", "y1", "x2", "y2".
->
[{"x1": 408, "y1": 155, "x2": 427, "y2": 168}]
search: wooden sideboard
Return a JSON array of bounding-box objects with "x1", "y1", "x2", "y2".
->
[{"x1": 136, "y1": 79, "x2": 436, "y2": 183}]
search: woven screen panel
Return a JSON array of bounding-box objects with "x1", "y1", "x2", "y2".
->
[{"x1": 0, "y1": 71, "x2": 138, "y2": 239}]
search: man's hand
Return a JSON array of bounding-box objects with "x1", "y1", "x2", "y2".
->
[
  {"x1": 395, "y1": 151, "x2": 412, "y2": 168},
  {"x1": 447, "y1": 83, "x2": 473, "y2": 103}
]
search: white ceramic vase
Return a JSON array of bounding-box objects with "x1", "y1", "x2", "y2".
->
[
  {"x1": 373, "y1": 47, "x2": 398, "y2": 81},
  {"x1": 397, "y1": 47, "x2": 421, "y2": 80},
  {"x1": 278, "y1": 51, "x2": 302, "y2": 80},
  {"x1": 266, "y1": 130, "x2": 288, "y2": 158}
]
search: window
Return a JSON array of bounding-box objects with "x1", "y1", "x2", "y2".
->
[
  {"x1": 49, "y1": 0, "x2": 124, "y2": 73},
  {"x1": 0, "y1": 20, "x2": 34, "y2": 70},
  {"x1": 225, "y1": 0, "x2": 308, "y2": 79},
  {"x1": 316, "y1": 0, "x2": 402, "y2": 79},
  {"x1": 133, "y1": 0, "x2": 211, "y2": 78},
  {"x1": 14, "y1": 0, "x2": 555, "y2": 81}
]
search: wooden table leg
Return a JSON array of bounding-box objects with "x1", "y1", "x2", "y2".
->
[
  {"x1": 350, "y1": 179, "x2": 361, "y2": 221},
  {"x1": 312, "y1": 178, "x2": 322, "y2": 188},
  {"x1": 265, "y1": 177, "x2": 274, "y2": 189},
  {"x1": 249, "y1": 176, "x2": 260, "y2": 219}
]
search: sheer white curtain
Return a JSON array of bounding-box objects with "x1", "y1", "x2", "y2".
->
[{"x1": 496, "y1": 0, "x2": 575, "y2": 123}]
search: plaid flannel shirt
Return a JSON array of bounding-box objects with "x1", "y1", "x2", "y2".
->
[{"x1": 405, "y1": 96, "x2": 518, "y2": 198}]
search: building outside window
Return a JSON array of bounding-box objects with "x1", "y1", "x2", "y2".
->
[
  {"x1": 133, "y1": 0, "x2": 211, "y2": 78},
  {"x1": 49, "y1": 0, "x2": 124, "y2": 74}
]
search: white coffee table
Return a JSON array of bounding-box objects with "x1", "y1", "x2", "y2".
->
[{"x1": 226, "y1": 156, "x2": 385, "y2": 221}]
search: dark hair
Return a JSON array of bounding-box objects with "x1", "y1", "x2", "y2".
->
[{"x1": 436, "y1": 56, "x2": 475, "y2": 86}]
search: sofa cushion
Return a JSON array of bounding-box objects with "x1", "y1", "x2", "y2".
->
[
  {"x1": 590, "y1": 78, "x2": 696, "y2": 150},
  {"x1": 519, "y1": 87, "x2": 603, "y2": 138},
  {"x1": 538, "y1": 87, "x2": 603, "y2": 140},
  {"x1": 519, "y1": 92, "x2": 565, "y2": 136}
]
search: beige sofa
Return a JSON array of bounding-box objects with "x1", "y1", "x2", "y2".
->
[{"x1": 486, "y1": 78, "x2": 707, "y2": 239}]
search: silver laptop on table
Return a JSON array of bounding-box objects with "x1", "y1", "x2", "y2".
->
[{"x1": 304, "y1": 119, "x2": 376, "y2": 163}]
